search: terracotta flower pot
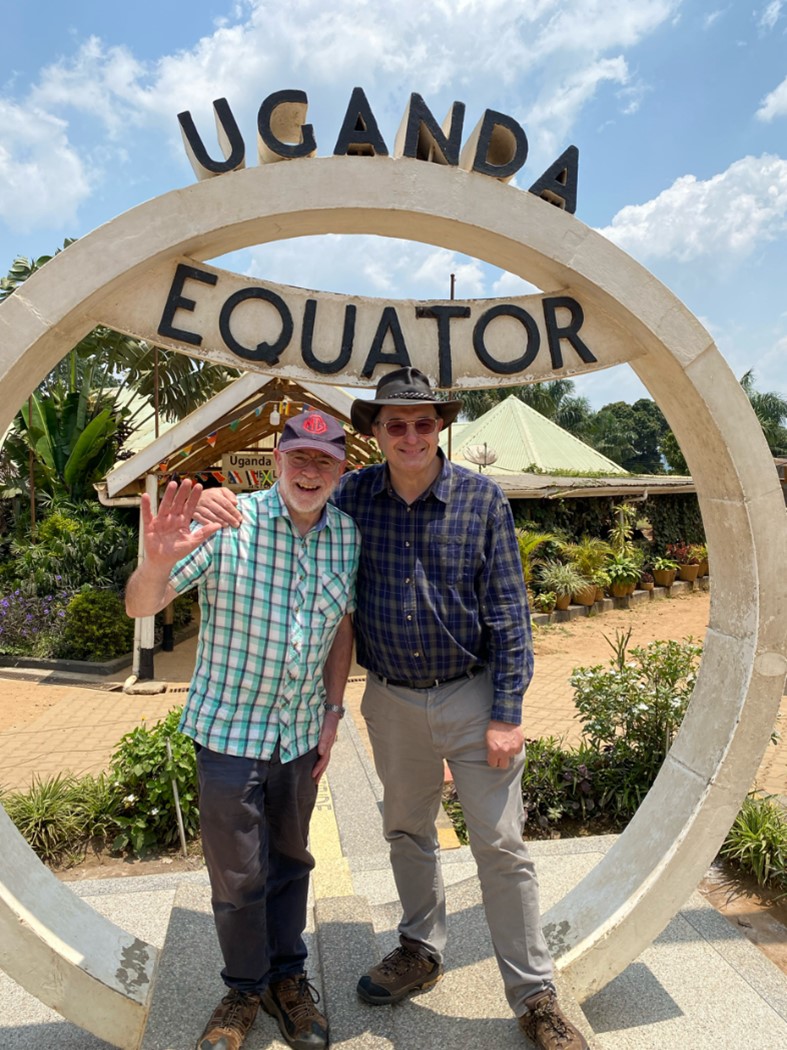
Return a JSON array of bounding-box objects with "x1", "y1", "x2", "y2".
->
[
  {"x1": 698, "y1": 559, "x2": 709, "y2": 577},
  {"x1": 555, "y1": 594, "x2": 572, "y2": 611},
  {"x1": 677, "y1": 563, "x2": 700, "y2": 582},
  {"x1": 572, "y1": 585, "x2": 597, "y2": 607},
  {"x1": 639, "y1": 581, "x2": 654, "y2": 591},
  {"x1": 609, "y1": 582, "x2": 633, "y2": 598},
  {"x1": 652, "y1": 568, "x2": 677, "y2": 587},
  {"x1": 595, "y1": 586, "x2": 605, "y2": 602}
]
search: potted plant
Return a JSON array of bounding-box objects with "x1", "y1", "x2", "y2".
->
[
  {"x1": 559, "y1": 536, "x2": 612, "y2": 606},
  {"x1": 605, "y1": 553, "x2": 641, "y2": 597},
  {"x1": 516, "y1": 528, "x2": 557, "y2": 586},
  {"x1": 535, "y1": 560, "x2": 591, "y2": 611},
  {"x1": 690, "y1": 543, "x2": 709, "y2": 577},
  {"x1": 651, "y1": 555, "x2": 678, "y2": 587},
  {"x1": 531, "y1": 591, "x2": 557, "y2": 615},
  {"x1": 639, "y1": 570, "x2": 655, "y2": 591},
  {"x1": 666, "y1": 542, "x2": 700, "y2": 582},
  {"x1": 591, "y1": 568, "x2": 610, "y2": 602}
]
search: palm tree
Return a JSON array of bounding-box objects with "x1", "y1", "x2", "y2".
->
[
  {"x1": 1, "y1": 244, "x2": 240, "y2": 425},
  {"x1": 1, "y1": 244, "x2": 241, "y2": 513},
  {"x1": 739, "y1": 370, "x2": 787, "y2": 455},
  {"x1": 460, "y1": 380, "x2": 593, "y2": 436}
]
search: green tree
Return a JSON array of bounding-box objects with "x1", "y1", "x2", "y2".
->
[
  {"x1": 460, "y1": 379, "x2": 593, "y2": 436},
  {"x1": 587, "y1": 399, "x2": 668, "y2": 474},
  {"x1": 661, "y1": 370, "x2": 787, "y2": 474},
  {"x1": 1, "y1": 244, "x2": 240, "y2": 509},
  {"x1": 740, "y1": 370, "x2": 787, "y2": 455}
]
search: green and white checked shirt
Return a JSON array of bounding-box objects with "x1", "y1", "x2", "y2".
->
[{"x1": 169, "y1": 483, "x2": 359, "y2": 762}]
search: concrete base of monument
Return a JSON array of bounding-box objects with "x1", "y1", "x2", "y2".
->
[{"x1": 3, "y1": 713, "x2": 786, "y2": 1049}]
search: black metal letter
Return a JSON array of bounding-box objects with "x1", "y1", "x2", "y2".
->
[
  {"x1": 473, "y1": 304, "x2": 540, "y2": 374},
  {"x1": 177, "y1": 98, "x2": 245, "y2": 179},
  {"x1": 257, "y1": 89, "x2": 316, "y2": 160},
  {"x1": 542, "y1": 297, "x2": 596, "y2": 368},
  {"x1": 301, "y1": 299, "x2": 356, "y2": 374},
  {"x1": 529, "y1": 146, "x2": 579, "y2": 214},
  {"x1": 334, "y1": 86, "x2": 389, "y2": 157},
  {"x1": 218, "y1": 287, "x2": 293, "y2": 365},
  {"x1": 415, "y1": 305, "x2": 471, "y2": 387},
  {"x1": 468, "y1": 109, "x2": 528, "y2": 180},
  {"x1": 361, "y1": 307, "x2": 410, "y2": 377},
  {"x1": 398, "y1": 93, "x2": 465, "y2": 166},
  {"x1": 158, "y1": 263, "x2": 218, "y2": 346}
]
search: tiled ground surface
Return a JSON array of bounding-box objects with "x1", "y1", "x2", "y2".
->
[{"x1": 1, "y1": 586, "x2": 784, "y2": 796}]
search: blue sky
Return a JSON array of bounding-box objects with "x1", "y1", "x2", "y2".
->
[{"x1": 2, "y1": 0, "x2": 786, "y2": 410}]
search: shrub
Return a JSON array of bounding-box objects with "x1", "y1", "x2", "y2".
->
[
  {"x1": 109, "y1": 708, "x2": 199, "y2": 855},
  {"x1": 521, "y1": 737, "x2": 607, "y2": 832},
  {"x1": 55, "y1": 588, "x2": 135, "y2": 661},
  {"x1": 7, "y1": 501, "x2": 137, "y2": 595},
  {"x1": 2, "y1": 774, "x2": 89, "y2": 864},
  {"x1": 0, "y1": 587, "x2": 72, "y2": 657},
  {"x1": 570, "y1": 630, "x2": 701, "y2": 817},
  {"x1": 721, "y1": 794, "x2": 787, "y2": 889}
]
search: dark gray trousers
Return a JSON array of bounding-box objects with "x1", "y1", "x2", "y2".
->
[{"x1": 196, "y1": 742, "x2": 318, "y2": 995}]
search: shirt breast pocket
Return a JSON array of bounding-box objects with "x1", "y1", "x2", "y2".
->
[
  {"x1": 317, "y1": 573, "x2": 348, "y2": 624},
  {"x1": 428, "y1": 532, "x2": 474, "y2": 584}
]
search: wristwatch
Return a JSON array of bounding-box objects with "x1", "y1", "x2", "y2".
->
[{"x1": 323, "y1": 702, "x2": 346, "y2": 718}]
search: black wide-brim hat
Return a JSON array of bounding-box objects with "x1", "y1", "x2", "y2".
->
[{"x1": 351, "y1": 367, "x2": 463, "y2": 436}]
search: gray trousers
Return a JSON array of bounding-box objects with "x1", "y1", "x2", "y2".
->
[{"x1": 361, "y1": 669, "x2": 554, "y2": 1015}]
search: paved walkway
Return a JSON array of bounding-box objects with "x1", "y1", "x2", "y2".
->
[{"x1": 0, "y1": 585, "x2": 784, "y2": 796}]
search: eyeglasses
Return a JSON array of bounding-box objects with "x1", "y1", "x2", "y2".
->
[
  {"x1": 376, "y1": 417, "x2": 440, "y2": 437},
  {"x1": 284, "y1": 451, "x2": 340, "y2": 472}
]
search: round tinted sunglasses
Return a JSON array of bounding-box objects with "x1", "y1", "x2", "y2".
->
[{"x1": 376, "y1": 417, "x2": 440, "y2": 437}]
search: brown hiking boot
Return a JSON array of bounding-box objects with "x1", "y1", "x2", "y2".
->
[
  {"x1": 519, "y1": 989, "x2": 589, "y2": 1050},
  {"x1": 357, "y1": 944, "x2": 444, "y2": 1004},
  {"x1": 197, "y1": 988, "x2": 259, "y2": 1050},
  {"x1": 261, "y1": 973, "x2": 328, "y2": 1050}
]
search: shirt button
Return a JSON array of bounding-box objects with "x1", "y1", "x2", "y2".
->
[
  {"x1": 414, "y1": 651, "x2": 420, "y2": 658},
  {"x1": 405, "y1": 577, "x2": 411, "y2": 584},
  {"x1": 406, "y1": 614, "x2": 412, "y2": 621},
  {"x1": 405, "y1": 541, "x2": 410, "y2": 547}
]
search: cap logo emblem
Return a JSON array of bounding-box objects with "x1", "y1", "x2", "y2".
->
[{"x1": 303, "y1": 412, "x2": 328, "y2": 434}]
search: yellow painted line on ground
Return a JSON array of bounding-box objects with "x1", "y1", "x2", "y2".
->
[{"x1": 310, "y1": 774, "x2": 354, "y2": 899}]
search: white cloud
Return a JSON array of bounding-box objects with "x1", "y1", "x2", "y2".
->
[
  {"x1": 0, "y1": 100, "x2": 91, "y2": 233},
  {"x1": 0, "y1": 1, "x2": 685, "y2": 238},
  {"x1": 702, "y1": 9, "x2": 725, "y2": 30},
  {"x1": 758, "y1": 1, "x2": 783, "y2": 31},
  {"x1": 237, "y1": 235, "x2": 486, "y2": 300},
  {"x1": 597, "y1": 154, "x2": 787, "y2": 262},
  {"x1": 757, "y1": 74, "x2": 787, "y2": 121}
]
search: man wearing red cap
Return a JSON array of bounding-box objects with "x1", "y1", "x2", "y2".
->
[
  {"x1": 126, "y1": 409, "x2": 359, "y2": 1050},
  {"x1": 196, "y1": 374, "x2": 589, "y2": 1050}
]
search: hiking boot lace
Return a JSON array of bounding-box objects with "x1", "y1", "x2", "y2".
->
[
  {"x1": 282, "y1": 975, "x2": 322, "y2": 1024},
  {"x1": 534, "y1": 997, "x2": 573, "y2": 1046},
  {"x1": 217, "y1": 989, "x2": 257, "y2": 1031},
  {"x1": 377, "y1": 946, "x2": 426, "y2": 977}
]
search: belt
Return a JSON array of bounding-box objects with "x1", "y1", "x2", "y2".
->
[{"x1": 373, "y1": 667, "x2": 481, "y2": 690}]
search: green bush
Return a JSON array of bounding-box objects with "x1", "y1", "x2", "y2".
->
[
  {"x1": 2, "y1": 773, "x2": 91, "y2": 864},
  {"x1": 570, "y1": 629, "x2": 701, "y2": 815},
  {"x1": 55, "y1": 588, "x2": 135, "y2": 661},
  {"x1": 721, "y1": 794, "x2": 787, "y2": 889},
  {"x1": 0, "y1": 587, "x2": 72, "y2": 657},
  {"x1": 6, "y1": 501, "x2": 137, "y2": 596},
  {"x1": 109, "y1": 708, "x2": 199, "y2": 855}
]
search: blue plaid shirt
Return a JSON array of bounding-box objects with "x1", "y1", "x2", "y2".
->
[{"x1": 334, "y1": 454, "x2": 533, "y2": 723}]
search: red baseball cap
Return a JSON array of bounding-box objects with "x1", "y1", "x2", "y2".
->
[{"x1": 278, "y1": 410, "x2": 347, "y2": 460}]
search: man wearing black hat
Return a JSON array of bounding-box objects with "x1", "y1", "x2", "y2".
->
[
  {"x1": 196, "y1": 373, "x2": 588, "y2": 1050},
  {"x1": 126, "y1": 409, "x2": 359, "y2": 1050},
  {"x1": 341, "y1": 368, "x2": 587, "y2": 1050}
]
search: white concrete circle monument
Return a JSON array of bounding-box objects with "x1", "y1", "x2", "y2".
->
[{"x1": 1, "y1": 90, "x2": 786, "y2": 1048}]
